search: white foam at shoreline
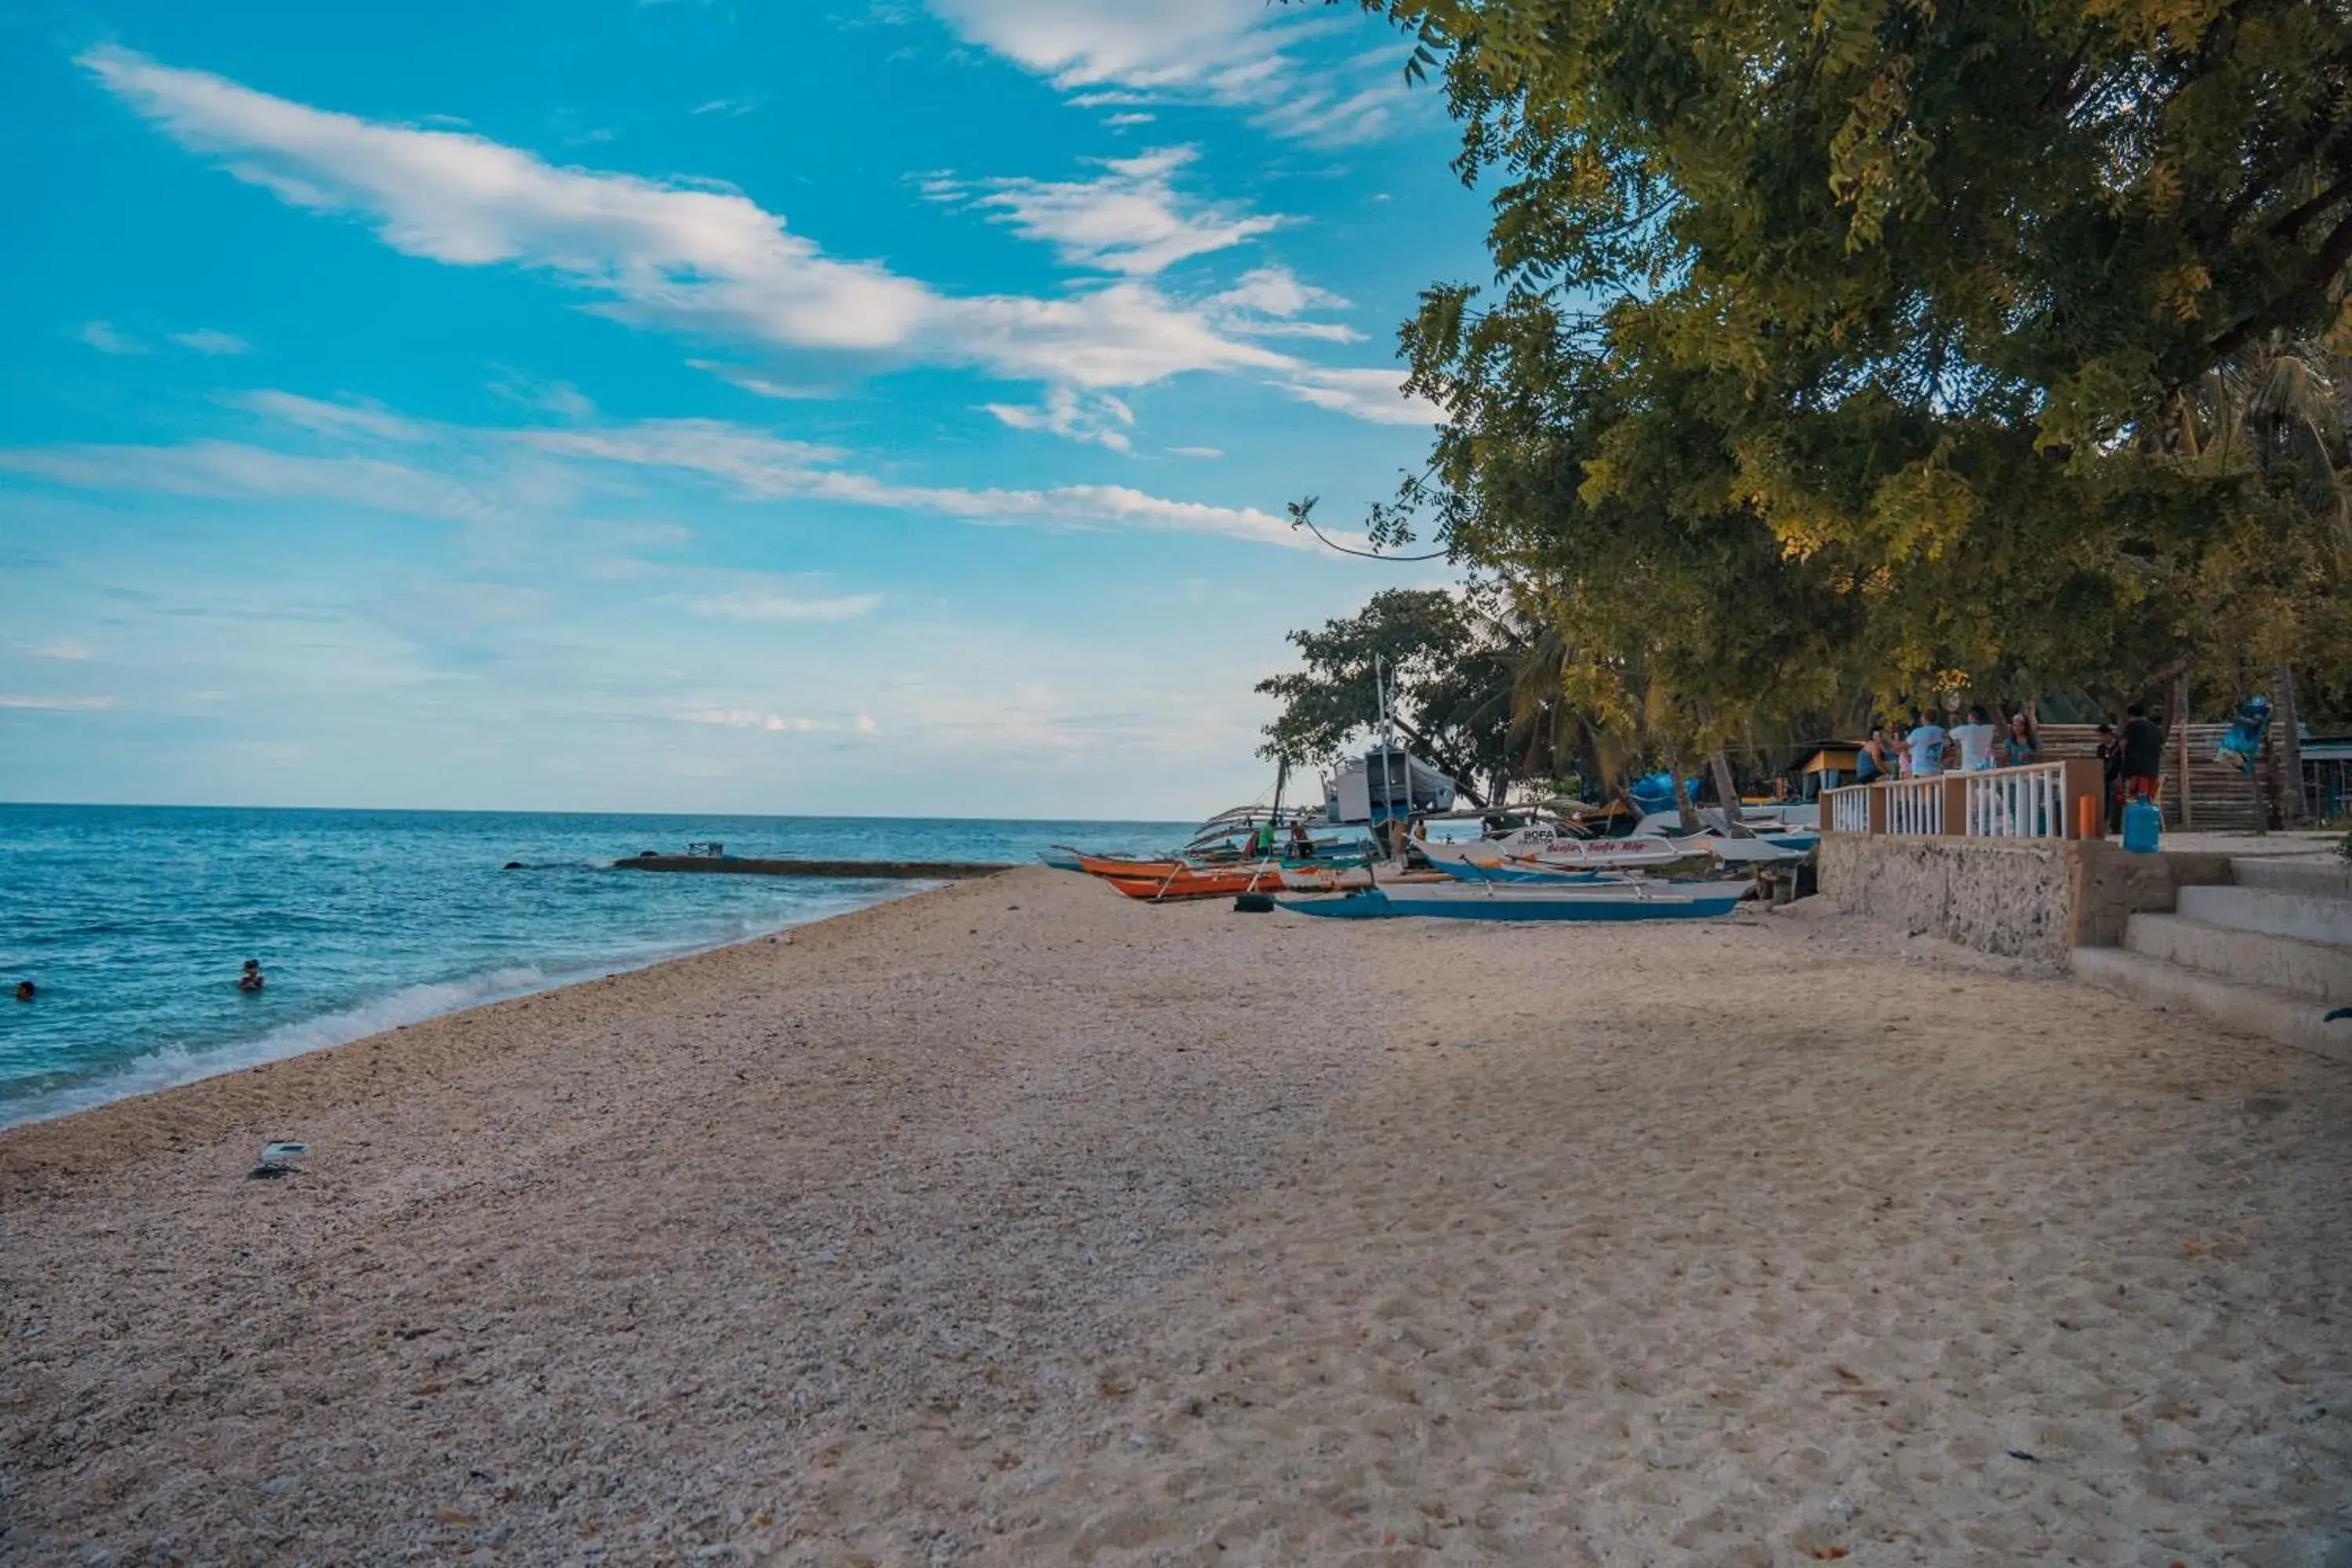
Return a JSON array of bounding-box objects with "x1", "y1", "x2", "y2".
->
[{"x1": 0, "y1": 886, "x2": 922, "y2": 1130}]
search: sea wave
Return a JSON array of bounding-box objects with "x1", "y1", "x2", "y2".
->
[{"x1": 0, "y1": 899, "x2": 895, "y2": 1130}]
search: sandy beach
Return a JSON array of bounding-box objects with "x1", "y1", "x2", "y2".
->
[{"x1": 4, "y1": 868, "x2": 2347, "y2": 1566}]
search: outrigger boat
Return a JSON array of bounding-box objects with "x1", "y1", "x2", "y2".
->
[
  {"x1": 1276, "y1": 880, "x2": 1745, "y2": 923},
  {"x1": 1417, "y1": 827, "x2": 1690, "y2": 874},
  {"x1": 1090, "y1": 856, "x2": 1287, "y2": 901}
]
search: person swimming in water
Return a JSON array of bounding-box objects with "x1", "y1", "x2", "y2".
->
[
  {"x1": 13, "y1": 980, "x2": 32, "y2": 1003},
  {"x1": 237, "y1": 960, "x2": 266, "y2": 993}
]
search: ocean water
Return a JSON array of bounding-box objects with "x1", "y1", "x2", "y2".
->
[{"x1": 0, "y1": 805, "x2": 1189, "y2": 1128}]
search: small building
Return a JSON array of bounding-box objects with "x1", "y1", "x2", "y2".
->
[{"x1": 1796, "y1": 742, "x2": 1864, "y2": 797}]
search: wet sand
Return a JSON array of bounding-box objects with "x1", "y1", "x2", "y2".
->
[{"x1": 3, "y1": 869, "x2": 2347, "y2": 1565}]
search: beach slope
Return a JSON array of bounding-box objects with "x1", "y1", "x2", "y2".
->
[{"x1": 4, "y1": 869, "x2": 2347, "y2": 1564}]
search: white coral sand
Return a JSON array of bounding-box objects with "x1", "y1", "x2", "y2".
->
[{"x1": 2, "y1": 869, "x2": 2346, "y2": 1565}]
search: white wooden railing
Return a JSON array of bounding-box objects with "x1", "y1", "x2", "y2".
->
[
  {"x1": 1962, "y1": 763, "x2": 2066, "y2": 840},
  {"x1": 1886, "y1": 778, "x2": 1946, "y2": 836},
  {"x1": 1821, "y1": 759, "x2": 2101, "y2": 841},
  {"x1": 1828, "y1": 786, "x2": 1874, "y2": 833}
]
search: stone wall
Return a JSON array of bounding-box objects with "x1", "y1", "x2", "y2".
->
[
  {"x1": 1817, "y1": 837, "x2": 2077, "y2": 962},
  {"x1": 1817, "y1": 837, "x2": 2235, "y2": 964}
]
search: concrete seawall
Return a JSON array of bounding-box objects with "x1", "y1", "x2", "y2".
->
[{"x1": 1817, "y1": 837, "x2": 2234, "y2": 964}]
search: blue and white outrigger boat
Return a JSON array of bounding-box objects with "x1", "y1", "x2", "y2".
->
[{"x1": 1276, "y1": 880, "x2": 1745, "y2": 923}]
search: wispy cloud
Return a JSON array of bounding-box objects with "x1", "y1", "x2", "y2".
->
[
  {"x1": 488, "y1": 373, "x2": 595, "y2": 419},
  {"x1": 0, "y1": 694, "x2": 116, "y2": 712},
  {"x1": 78, "y1": 320, "x2": 145, "y2": 354},
  {"x1": 528, "y1": 418, "x2": 1325, "y2": 547},
  {"x1": 169, "y1": 328, "x2": 252, "y2": 355},
  {"x1": 1, "y1": 401, "x2": 1349, "y2": 550},
  {"x1": 924, "y1": 0, "x2": 1410, "y2": 145},
  {"x1": 679, "y1": 707, "x2": 873, "y2": 732},
  {"x1": 925, "y1": 146, "x2": 1282, "y2": 277},
  {"x1": 0, "y1": 440, "x2": 518, "y2": 524},
  {"x1": 235, "y1": 389, "x2": 430, "y2": 441},
  {"x1": 688, "y1": 359, "x2": 831, "y2": 400},
  {"x1": 83, "y1": 47, "x2": 1288, "y2": 392},
  {"x1": 1210, "y1": 265, "x2": 1362, "y2": 343},
  {"x1": 1277, "y1": 367, "x2": 1441, "y2": 427},
  {"x1": 27, "y1": 639, "x2": 95, "y2": 661},
  {"x1": 981, "y1": 386, "x2": 1134, "y2": 451},
  {"x1": 685, "y1": 590, "x2": 884, "y2": 622}
]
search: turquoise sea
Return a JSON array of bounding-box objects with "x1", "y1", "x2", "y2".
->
[{"x1": 0, "y1": 805, "x2": 1188, "y2": 1128}]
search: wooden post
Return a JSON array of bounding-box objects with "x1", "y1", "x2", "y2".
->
[
  {"x1": 2275, "y1": 663, "x2": 2306, "y2": 824},
  {"x1": 2060, "y1": 758, "x2": 2103, "y2": 840},
  {"x1": 1943, "y1": 775, "x2": 1969, "y2": 837},
  {"x1": 2171, "y1": 671, "x2": 2193, "y2": 829},
  {"x1": 1868, "y1": 784, "x2": 1888, "y2": 836}
]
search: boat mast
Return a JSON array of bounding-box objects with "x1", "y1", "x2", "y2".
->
[{"x1": 1375, "y1": 655, "x2": 1399, "y2": 855}]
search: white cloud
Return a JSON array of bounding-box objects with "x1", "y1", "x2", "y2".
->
[
  {"x1": 981, "y1": 386, "x2": 1134, "y2": 451},
  {"x1": 924, "y1": 0, "x2": 1410, "y2": 145},
  {"x1": 0, "y1": 694, "x2": 116, "y2": 712},
  {"x1": 1210, "y1": 265, "x2": 1363, "y2": 343},
  {"x1": 28, "y1": 640, "x2": 95, "y2": 661},
  {"x1": 236, "y1": 390, "x2": 430, "y2": 442},
  {"x1": 169, "y1": 328, "x2": 253, "y2": 355},
  {"x1": 533, "y1": 419, "x2": 1323, "y2": 547},
  {"x1": 524, "y1": 418, "x2": 846, "y2": 483},
  {"x1": 78, "y1": 321, "x2": 145, "y2": 354},
  {"x1": 1214, "y1": 265, "x2": 1347, "y2": 318},
  {"x1": 686, "y1": 590, "x2": 884, "y2": 622},
  {"x1": 687, "y1": 359, "x2": 829, "y2": 400},
  {"x1": 678, "y1": 708, "x2": 849, "y2": 732},
  {"x1": 0, "y1": 440, "x2": 516, "y2": 524},
  {"x1": 1168, "y1": 445, "x2": 1223, "y2": 459},
  {"x1": 2, "y1": 401, "x2": 1360, "y2": 551},
  {"x1": 1276, "y1": 367, "x2": 1442, "y2": 426},
  {"x1": 485, "y1": 374, "x2": 595, "y2": 419},
  {"x1": 1103, "y1": 112, "x2": 1155, "y2": 128},
  {"x1": 83, "y1": 47, "x2": 1287, "y2": 392},
  {"x1": 927, "y1": 146, "x2": 1282, "y2": 277}
]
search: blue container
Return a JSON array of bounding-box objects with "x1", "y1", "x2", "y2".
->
[{"x1": 2122, "y1": 794, "x2": 2162, "y2": 854}]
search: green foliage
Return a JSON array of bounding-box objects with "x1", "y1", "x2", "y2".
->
[
  {"x1": 1254, "y1": 589, "x2": 1519, "y2": 799},
  {"x1": 1323, "y1": 0, "x2": 2352, "y2": 728}
]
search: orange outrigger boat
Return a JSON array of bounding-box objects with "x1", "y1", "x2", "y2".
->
[{"x1": 1076, "y1": 851, "x2": 1285, "y2": 902}]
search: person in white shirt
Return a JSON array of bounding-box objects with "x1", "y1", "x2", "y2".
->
[
  {"x1": 1906, "y1": 710, "x2": 1949, "y2": 777},
  {"x1": 1950, "y1": 705, "x2": 2000, "y2": 771}
]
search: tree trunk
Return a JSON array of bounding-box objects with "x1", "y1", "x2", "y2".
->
[
  {"x1": 1665, "y1": 751, "x2": 1699, "y2": 833},
  {"x1": 2274, "y1": 662, "x2": 2306, "y2": 824},
  {"x1": 1708, "y1": 750, "x2": 1751, "y2": 836}
]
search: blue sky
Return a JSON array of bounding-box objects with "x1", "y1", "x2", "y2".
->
[{"x1": 0, "y1": 0, "x2": 1485, "y2": 818}]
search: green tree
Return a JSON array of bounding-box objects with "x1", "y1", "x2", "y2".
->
[
  {"x1": 1330, "y1": 0, "x2": 2352, "y2": 723},
  {"x1": 2166, "y1": 332, "x2": 2352, "y2": 815},
  {"x1": 1254, "y1": 587, "x2": 1517, "y2": 805}
]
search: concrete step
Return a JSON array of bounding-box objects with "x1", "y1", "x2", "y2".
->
[
  {"x1": 2072, "y1": 947, "x2": 2352, "y2": 1065},
  {"x1": 2177, "y1": 884, "x2": 2352, "y2": 946},
  {"x1": 2124, "y1": 913, "x2": 2352, "y2": 1004},
  {"x1": 2232, "y1": 855, "x2": 2352, "y2": 899}
]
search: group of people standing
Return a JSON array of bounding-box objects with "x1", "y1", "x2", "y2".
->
[
  {"x1": 1849, "y1": 701, "x2": 2172, "y2": 832},
  {"x1": 1855, "y1": 707, "x2": 2042, "y2": 782}
]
